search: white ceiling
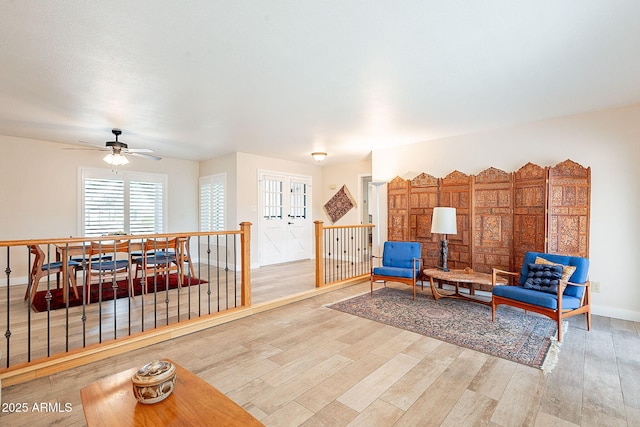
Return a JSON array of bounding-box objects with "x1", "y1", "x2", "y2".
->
[{"x1": 1, "y1": 1, "x2": 640, "y2": 165}]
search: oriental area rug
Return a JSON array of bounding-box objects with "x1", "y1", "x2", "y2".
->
[
  {"x1": 31, "y1": 274, "x2": 206, "y2": 313},
  {"x1": 328, "y1": 287, "x2": 564, "y2": 373}
]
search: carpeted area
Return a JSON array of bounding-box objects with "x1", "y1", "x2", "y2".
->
[
  {"x1": 31, "y1": 274, "x2": 206, "y2": 312},
  {"x1": 328, "y1": 286, "x2": 563, "y2": 373}
]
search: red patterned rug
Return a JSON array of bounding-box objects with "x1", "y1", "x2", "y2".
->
[
  {"x1": 31, "y1": 274, "x2": 206, "y2": 313},
  {"x1": 328, "y1": 286, "x2": 563, "y2": 373}
]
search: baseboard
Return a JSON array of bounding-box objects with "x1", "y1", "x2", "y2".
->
[
  {"x1": 592, "y1": 304, "x2": 640, "y2": 322},
  {"x1": 194, "y1": 257, "x2": 240, "y2": 272},
  {"x1": 0, "y1": 275, "x2": 28, "y2": 287}
]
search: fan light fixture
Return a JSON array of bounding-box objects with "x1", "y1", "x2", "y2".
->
[
  {"x1": 312, "y1": 152, "x2": 327, "y2": 162},
  {"x1": 103, "y1": 152, "x2": 129, "y2": 166}
]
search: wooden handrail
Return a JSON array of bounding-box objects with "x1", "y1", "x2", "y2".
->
[
  {"x1": 321, "y1": 224, "x2": 374, "y2": 230},
  {"x1": 0, "y1": 230, "x2": 242, "y2": 248}
]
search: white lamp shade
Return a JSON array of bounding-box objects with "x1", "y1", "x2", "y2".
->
[
  {"x1": 103, "y1": 152, "x2": 129, "y2": 166},
  {"x1": 431, "y1": 207, "x2": 457, "y2": 234}
]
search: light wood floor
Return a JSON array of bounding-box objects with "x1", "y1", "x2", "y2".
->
[{"x1": 1, "y1": 262, "x2": 639, "y2": 426}]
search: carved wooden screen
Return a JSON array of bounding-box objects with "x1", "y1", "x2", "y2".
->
[
  {"x1": 547, "y1": 160, "x2": 590, "y2": 257},
  {"x1": 409, "y1": 173, "x2": 439, "y2": 268},
  {"x1": 387, "y1": 177, "x2": 409, "y2": 242},
  {"x1": 513, "y1": 163, "x2": 547, "y2": 270},
  {"x1": 439, "y1": 171, "x2": 472, "y2": 269},
  {"x1": 384, "y1": 159, "x2": 590, "y2": 273},
  {"x1": 473, "y1": 168, "x2": 513, "y2": 274}
]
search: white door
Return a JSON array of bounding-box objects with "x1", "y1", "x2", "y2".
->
[{"x1": 259, "y1": 172, "x2": 312, "y2": 265}]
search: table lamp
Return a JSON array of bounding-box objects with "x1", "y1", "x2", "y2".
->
[{"x1": 431, "y1": 207, "x2": 457, "y2": 271}]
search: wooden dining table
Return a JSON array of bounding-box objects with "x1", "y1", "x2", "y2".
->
[
  {"x1": 55, "y1": 241, "x2": 143, "y2": 303},
  {"x1": 55, "y1": 238, "x2": 194, "y2": 303}
]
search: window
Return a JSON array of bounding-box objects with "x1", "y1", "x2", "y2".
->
[
  {"x1": 199, "y1": 173, "x2": 226, "y2": 231},
  {"x1": 262, "y1": 178, "x2": 283, "y2": 219},
  {"x1": 80, "y1": 169, "x2": 167, "y2": 236},
  {"x1": 289, "y1": 180, "x2": 308, "y2": 219}
]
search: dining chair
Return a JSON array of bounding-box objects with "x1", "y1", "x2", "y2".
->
[
  {"x1": 171, "y1": 236, "x2": 196, "y2": 278},
  {"x1": 25, "y1": 245, "x2": 81, "y2": 305},
  {"x1": 131, "y1": 238, "x2": 181, "y2": 295},
  {"x1": 84, "y1": 241, "x2": 134, "y2": 305}
]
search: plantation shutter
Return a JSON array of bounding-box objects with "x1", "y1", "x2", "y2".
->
[
  {"x1": 130, "y1": 180, "x2": 164, "y2": 234},
  {"x1": 199, "y1": 174, "x2": 226, "y2": 231},
  {"x1": 84, "y1": 178, "x2": 125, "y2": 237},
  {"x1": 200, "y1": 182, "x2": 212, "y2": 232}
]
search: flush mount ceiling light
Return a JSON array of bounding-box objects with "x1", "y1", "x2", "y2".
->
[{"x1": 311, "y1": 152, "x2": 327, "y2": 161}]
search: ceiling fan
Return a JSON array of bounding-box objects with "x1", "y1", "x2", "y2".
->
[{"x1": 69, "y1": 129, "x2": 162, "y2": 165}]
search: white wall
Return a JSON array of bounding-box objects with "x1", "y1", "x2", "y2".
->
[
  {"x1": 372, "y1": 104, "x2": 640, "y2": 321},
  {"x1": 200, "y1": 152, "x2": 238, "y2": 232},
  {"x1": 320, "y1": 158, "x2": 372, "y2": 225}
]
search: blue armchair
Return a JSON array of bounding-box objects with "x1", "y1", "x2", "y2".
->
[
  {"x1": 491, "y1": 251, "x2": 590, "y2": 342},
  {"x1": 371, "y1": 241, "x2": 422, "y2": 300}
]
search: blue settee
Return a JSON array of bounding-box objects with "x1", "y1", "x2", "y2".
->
[
  {"x1": 491, "y1": 251, "x2": 590, "y2": 342},
  {"x1": 371, "y1": 241, "x2": 422, "y2": 300}
]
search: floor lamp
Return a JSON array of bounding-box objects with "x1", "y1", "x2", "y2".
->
[
  {"x1": 372, "y1": 181, "x2": 386, "y2": 257},
  {"x1": 431, "y1": 207, "x2": 457, "y2": 271}
]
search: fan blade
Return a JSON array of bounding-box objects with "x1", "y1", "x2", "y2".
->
[
  {"x1": 129, "y1": 152, "x2": 162, "y2": 161},
  {"x1": 79, "y1": 140, "x2": 109, "y2": 149},
  {"x1": 63, "y1": 140, "x2": 109, "y2": 151},
  {"x1": 124, "y1": 148, "x2": 154, "y2": 153},
  {"x1": 63, "y1": 147, "x2": 109, "y2": 151}
]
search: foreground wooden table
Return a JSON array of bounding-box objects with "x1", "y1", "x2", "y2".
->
[
  {"x1": 423, "y1": 268, "x2": 507, "y2": 305},
  {"x1": 80, "y1": 359, "x2": 263, "y2": 426}
]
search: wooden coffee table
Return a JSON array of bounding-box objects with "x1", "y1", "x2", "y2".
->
[
  {"x1": 80, "y1": 359, "x2": 263, "y2": 426},
  {"x1": 423, "y1": 268, "x2": 507, "y2": 305}
]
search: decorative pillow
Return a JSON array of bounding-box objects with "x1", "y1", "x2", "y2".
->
[
  {"x1": 523, "y1": 263, "x2": 564, "y2": 294},
  {"x1": 535, "y1": 256, "x2": 577, "y2": 293}
]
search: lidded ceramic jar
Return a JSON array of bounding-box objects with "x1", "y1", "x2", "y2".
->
[{"x1": 131, "y1": 360, "x2": 177, "y2": 404}]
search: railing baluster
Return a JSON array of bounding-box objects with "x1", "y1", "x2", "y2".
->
[
  {"x1": 45, "y1": 244, "x2": 52, "y2": 356},
  {"x1": 216, "y1": 234, "x2": 220, "y2": 313},
  {"x1": 233, "y1": 234, "x2": 237, "y2": 308},
  {"x1": 81, "y1": 243, "x2": 88, "y2": 347},
  {"x1": 64, "y1": 242, "x2": 70, "y2": 352},
  {"x1": 207, "y1": 235, "x2": 211, "y2": 315},
  {"x1": 225, "y1": 234, "x2": 229, "y2": 311},
  {"x1": 26, "y1": 248, "x2": 32, "y2": 363},
  {"x1": 4, "y1": 247, "x2": 12, "y2": 367}
]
